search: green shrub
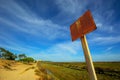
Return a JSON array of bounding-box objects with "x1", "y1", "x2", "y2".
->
[{"x1": 19, "y1": 57, "x2": 34, "y2": 63}]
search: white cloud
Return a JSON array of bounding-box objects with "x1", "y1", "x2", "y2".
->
[
  {"x1": 29, "y1": 41, "x2": 84, "y2": 61},
  {"x1": 94, "y1": 9, "x2": 115, "y2": 33},
  {"x1": 96, "y1": 23, "x2": 102, "y2": 28},
  {"x1": 0, "y1": 17, "x2": 29, "y2": 33},
  {"x1": 89, "y1": 36, "x2": 120, "y2": 45},
  {"x1": 105, "y1": 46, "x2": 114, "y2": 52},
  {"x1": 55, "y1": 0, "x2": 87, "y2": 14},
  {"x1": 0, "y1": 32, "x2": 41, "y2": 54},
  {"x1": 0, "y1": 0, "x2": 36, "y2": 20},
  {"x1": 42, "y1": 41, "x2": 82, "y2": 54},
  {"x1": 96, "y1": 22, "x2": 115, "y2": 33},
  {"x1": 0, "y1": 0, "x2": 69, "y2": 40},
  {"x1": 0, "y1": 16, "x2": 69, "y2": 40}
]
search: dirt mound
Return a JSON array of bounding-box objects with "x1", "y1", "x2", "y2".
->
[
  {"x1": 0, "y1": 59, "x2": 16, "y2": 70},
  {"x1": 0, "y1": 60, "x2": 36, "y2": 80}
]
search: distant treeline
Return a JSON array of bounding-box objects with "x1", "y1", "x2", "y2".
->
[{"x1": 0, "y1": 47, "x2": 34, "y2": 62}]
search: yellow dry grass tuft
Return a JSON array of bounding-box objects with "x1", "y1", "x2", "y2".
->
[{"x1": 0, "y1": 59, "x2": 16, "y2": 70}]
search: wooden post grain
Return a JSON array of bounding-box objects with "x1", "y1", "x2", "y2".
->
[{"x1": 80, "y1": 35, "x2": 97, "y2": 80}]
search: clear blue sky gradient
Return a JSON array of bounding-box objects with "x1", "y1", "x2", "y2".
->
[{"x1": 0, "y1": 0, "x2": 120, "y2": 62}]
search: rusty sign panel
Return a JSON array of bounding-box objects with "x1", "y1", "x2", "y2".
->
[{"x1": 70, "y1": 10, "x2": 97, "y2": 41}]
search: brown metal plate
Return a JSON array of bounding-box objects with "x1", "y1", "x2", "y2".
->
[{"x1": 70, "y1": 10, "x2": 97, "y2": 41}]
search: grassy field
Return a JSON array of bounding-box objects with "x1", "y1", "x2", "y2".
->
[{"x1": 37, "y1": 61, "x2": 120, "y2": 80}]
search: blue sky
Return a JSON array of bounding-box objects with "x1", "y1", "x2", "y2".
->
[{"x1": 0, "y1": 0, "x2": 120, "y2": 62}]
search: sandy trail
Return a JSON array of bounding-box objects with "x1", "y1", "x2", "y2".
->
[{"x1": 0, "y1": 63, "x2": 38, "y2": 80}]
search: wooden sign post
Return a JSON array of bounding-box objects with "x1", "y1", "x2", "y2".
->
[{"x1": 70, "y1": 10, "x2": 97, "y2": 80}]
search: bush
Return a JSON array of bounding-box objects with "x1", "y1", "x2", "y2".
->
[{"x1": 19, "y1": 57, "x2": 34, "y2": 63}]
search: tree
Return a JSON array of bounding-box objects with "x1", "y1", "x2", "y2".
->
[
  {"x1": 0, "y1": 48, "x2": 2, "y2": 58},
  {"x1": 0, "y1": 47, "x2": 17, "y2": 60},
  {"x1": 19, "y1": 57, "x2": 34, "y2": 63},
  {"x1": 0, "y1": 47, "x2": 6, "y2": 58},
  {"x1": 18, "y1": 54, "x2": 34, "y2": 63},
  {"x1": 18, "y1": 54, "x2": 26, "y2": 60},
  {"x1": 23, "y1": 57, "x2": 34, "y2": 63}
]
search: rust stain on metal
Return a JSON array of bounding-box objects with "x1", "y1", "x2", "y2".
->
[
  {"x1": 70, "y1": 10, "x2": 97, "y2": 41},
  {"x1": 80, "y1": 10, "x2": 97, "y2": 35},
  {"x1": 70, "y1": 23, "x2": 79, "y2": 41}
]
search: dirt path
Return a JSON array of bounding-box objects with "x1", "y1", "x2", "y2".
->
[{"x1": 0, "y1": 62, "x2": 39, "y2": 80}]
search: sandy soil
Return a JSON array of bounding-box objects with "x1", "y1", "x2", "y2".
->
[{"x1": 0, "y1": 62, "x2": 39, "y2": 80}]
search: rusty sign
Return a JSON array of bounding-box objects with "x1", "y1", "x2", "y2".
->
[{"x1": 70, "y1": 10, "x2": 97, "y2": 41}]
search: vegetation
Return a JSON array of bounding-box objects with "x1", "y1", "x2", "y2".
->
[
  {"x1": 35, "y1": 61, "x2": 57, "y2": 80},
  {"x1": 19, "y1": 57, "x2": 34, "y2": 63},
  {"x1": 0, "y1": 47, "x2": 17, "y2": 60},
  {"x1": 1, "y1": 47, "x2": 120, "y2": 80},
  {"x1": 0, "y1": 47, "x2": 35, "y2": 63},
  {"x1": 18, "y1": 54, "x2": 26, "y2": 60},
  {"x1": 18, "y1": 53, "x2": 35, "y2": 63},
  {"x1": 37, "y1": 61, "x2": 120, "y2": 80}
]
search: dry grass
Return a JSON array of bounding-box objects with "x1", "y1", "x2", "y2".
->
[
  {"x1": 39, "y1": 61, "x2": 120, "y2": 80},
  {"x1": 20, "y1": 66, "x2": 35, "y2": 74},
  {"x1": 0, "y1": 59, "x2": 16, "y2": 70},
  {"x1": 35, "y1": 61, "x2": 58, "y2": 80}
]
